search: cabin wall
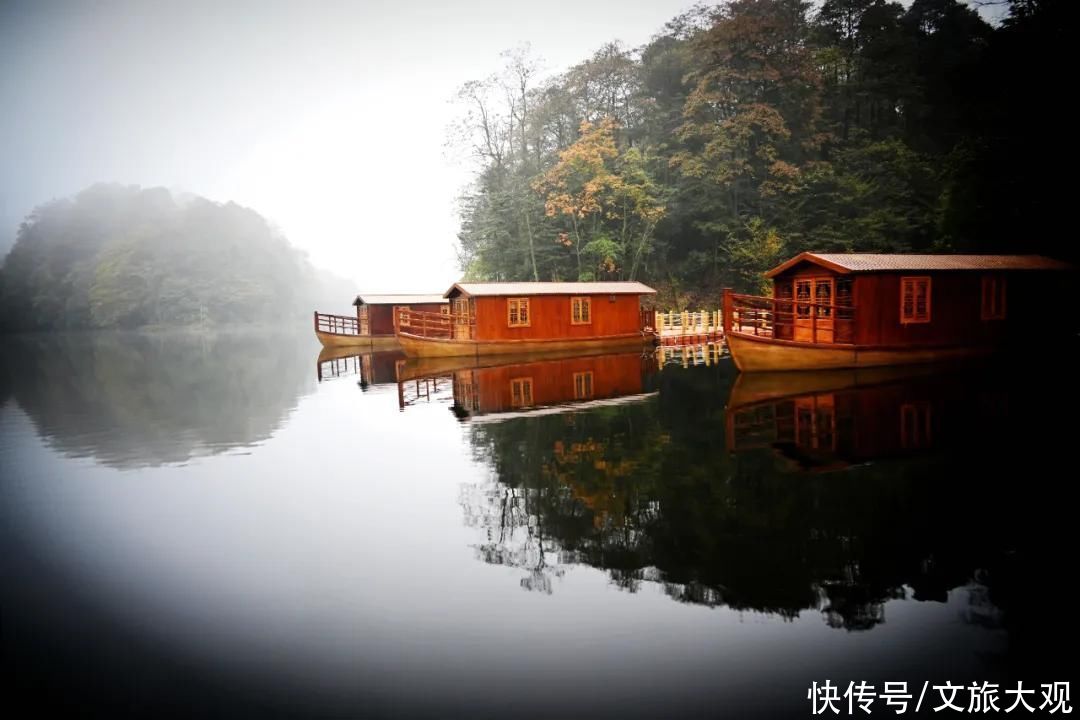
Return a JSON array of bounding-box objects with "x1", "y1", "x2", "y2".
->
[
  {"x1": 470, "y1": 294, "x2": 643, "y2": 341},
  {"x1": 771, "y1": 265, "x2": 1074, "y2": 347},
  {"x1": 855, "y1": 273, "x2": 1008, "y2": 346},
  {"x1": 367, "y1": 303, "x2": 445, "y2": 335},
  {"x1": 456, "y1": 353, "x2": 649, "y2": 415}
]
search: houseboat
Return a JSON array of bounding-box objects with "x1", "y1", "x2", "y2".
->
[
  {"x1": 314, "y1": 293, "x2": 447, "y2": 349},
  {"x1": 723, "y1": 253, "x2": 1073, "y2": 372},
  {"x1": 394, "y1": 282, "x2": 657, "y2": 358},
  {"x1": 395, "y1": 350, "x2": 658, "y2": 419}
]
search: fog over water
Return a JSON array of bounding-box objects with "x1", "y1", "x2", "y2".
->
[{"x1": 0, "y1": 0, "x2": 699, "y2": 289}]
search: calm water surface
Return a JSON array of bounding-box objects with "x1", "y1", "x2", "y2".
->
[{"x1": 1, "y1": 330, "x2": 1075, "y2": 718}]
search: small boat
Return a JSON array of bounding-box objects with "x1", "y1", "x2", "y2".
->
[
  {"x1": 314, "y1": 313, "x2": 389, "y2": 349},
  {"x1": 723, "y1": 253, "x2": 1073, "y2": 372},
  {"x1": 395, "y1": 281, "x2": 658, "y2": 358},
  {"x1": 314, "y1": 293, "x2": 447, "y2": 349}
]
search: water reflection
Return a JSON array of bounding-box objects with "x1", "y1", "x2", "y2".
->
[
  {"x1": 461, "y1": 351, "x2": 1073, "y2": 633},
  {"x1": 316, "y1": 347, "x2": 404, "y2": 388},
  {"x1": 0, "y1": 330, "x2": 315, "y2": 467},
  {"x1": 396, "y1": 349, "x2": 660, "y2": 418},
  {"x1": 2, "y1": 334, "x2": 1076, "y2": 717},
  {"x1": 725, "y1": 364, "x2": 1010, "y2": 470}
]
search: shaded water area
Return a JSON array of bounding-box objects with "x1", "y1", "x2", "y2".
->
[{"x1": 2, "y1": 330, "x2": 1076, "y2": 718}]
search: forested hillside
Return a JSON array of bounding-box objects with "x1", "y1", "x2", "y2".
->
[
  {"x1": 452, "y1": 0, "x2": 1072, "y2": 300},
  {"x1": 0, "y1": 184, "x2": 354, "y2": 330}
]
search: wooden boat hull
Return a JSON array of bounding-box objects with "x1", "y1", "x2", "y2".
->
[
  {"x1": 726, "y1": 331, "x2": 993, "y2": 372},
  {"x1": 396, "y1": 331, "x2": 654, "y2": 358},
  {"x1": 315, "y1": 331, "x2": 399, "y2": 350}
]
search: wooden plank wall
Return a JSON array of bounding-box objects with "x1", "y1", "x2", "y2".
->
[
  {"x1": 854, "y1": 273, "x2": 1003, "y2": 346},
  {"x1": 471, "y1": 294, "x2": 643, "y2": 341},
  {"x1": 771, "y1": 261, "x2": 1073, "y2": 347}
]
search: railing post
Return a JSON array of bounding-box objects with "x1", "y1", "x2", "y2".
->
[{"x1": 722, "y1": 289, "x2": 733, "y2": 336}]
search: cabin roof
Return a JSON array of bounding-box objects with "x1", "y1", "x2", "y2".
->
[
  {"x1": 445, "y1": 281, "x2": 656, "y2": 298},
  {"x1": 765, "y1": 252, "x2": 1073, "y2": 278},
  {"x1": 353, "y1": 294, "x2": 447, "y2": 306}
]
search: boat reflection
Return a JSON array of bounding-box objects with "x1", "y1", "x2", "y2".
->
[
  {"x1": 724, "y1": 363, "x2": 1009, "y2": 471},
  {"x1": 316, "y1": 347, "x2": 404, "y2": 389},
  {"x1": 456, "y1": 353, "x2": 1076, "y2": 632},
  {"x1": 395, "y1": 349, "x2": 660, "y2": 419}
]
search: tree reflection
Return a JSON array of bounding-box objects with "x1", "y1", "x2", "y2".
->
[
  {"x1": 0, "y1": 330, "x2": 315, "y2": 467},
  {"x1": 462, "y1": 356, "x2": 1078, "y2": 633}
]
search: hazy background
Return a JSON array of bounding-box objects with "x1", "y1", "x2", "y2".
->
[{"x1": 0, "y1": 0, "x2": 707, "y2": 292}]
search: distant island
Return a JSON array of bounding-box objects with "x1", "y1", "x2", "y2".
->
[{"x1": 0, "y1": 184, "x2": 354, "y2": 331}]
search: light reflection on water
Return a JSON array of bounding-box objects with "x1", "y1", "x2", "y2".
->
[{"x1": 0, "y1": 331, "x2": 1073, "y2": 718}]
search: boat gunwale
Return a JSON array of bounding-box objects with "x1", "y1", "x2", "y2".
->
[
  {"x1": 725, "y1": 329, "x2": 991, "y2": 353},
  {"x1": 395, "y1": 329, "x2": 652, "y2": 346}
]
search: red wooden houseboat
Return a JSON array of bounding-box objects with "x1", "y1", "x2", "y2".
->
[
  {"x1": 395, "y1": 282, "x2": 657, "y2": 358},
  {"x1": 723, "y1": 253, "x2": 1073, "y2": 372},
  {"x1": 314, "y1": 293, "x2": 447, "y2": 349}
]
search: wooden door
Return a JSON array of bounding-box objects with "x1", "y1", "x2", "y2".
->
[
  {"x1": 794, "y1": 278, "x2": 835, "y2": 343},
  {"x1": 453, "y1": 298, "x2": 473, "y2": 340},
  {"x1": 358, "y1": 305, "x2": 369, "y2": 336},
  {"x1": 795, "y1": 394, "x2": 836, "y2": 451}
]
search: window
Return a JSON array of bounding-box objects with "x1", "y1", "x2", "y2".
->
[
  {"x1": 573, "y1": 371, "x2": 593, "y2": 399},
  {"x1": 835, "y1": 278, "x2": 854, "y2": 321},
  {"x1": 510, "y1": 377, "x2": 533, "y2": 407},
  {"x1": 900, "y1": 402, "x2": 932, "y2": 449},
  {"x1": 396, "y1": 305, "x2": 411, "y2": 327},
  {"x1": 900, "y1": 277, "x2": 931, "y2": 324},
  {"x1": 440, "y1": 305, "x2": 450, "y2": 315},
  {"x1": 795, "y1": 280, "x2": 812, "y2": 318},
  {"x1": 981, "y1": 275, "x2": 1006, "y2": 320},
  {"x1": 571, "y1": 297, "x2": 591, "y2": 325},
  {"x1": 814, "y1": 281, "x2": 833, "y2": 317},
  {"x1": 507, "y1": 298, "x2": 530, "y2": 327},
  {"x1": 453, "y1": 298, "x2": 470, "y2": 317}
]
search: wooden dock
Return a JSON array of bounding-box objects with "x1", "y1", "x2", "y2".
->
[{"x1": 653, "y1": 309, "x2": 724, "y2": 344}]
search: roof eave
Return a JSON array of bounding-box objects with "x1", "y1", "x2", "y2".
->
[{"x1": 764, "y1": 252, "x2": 854, "y2": 279}]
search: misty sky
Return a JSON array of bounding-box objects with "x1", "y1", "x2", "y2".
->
[{"x1": 0, "y1": 0, "x2": 699, "y2": 292}]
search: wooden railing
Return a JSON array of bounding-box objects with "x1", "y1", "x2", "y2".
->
[
  {"x1": 654, "y1": 309, "x2": 723, "y2": 337},
  {"x1": 317, "y1": 355, "x2": 361, "y2": 382},
  {"x1": 314, "y1": 311, "x2": 360, "y2": 336},
  {"x1": 657, "y1": 341, "x2": 727, "y2": 368},
  {"x1": 722, "y1": 289, "x2": 855, "y2": 344},
  {"x1": 396, "y1": 307, "x2": 474, "y2": 340}
]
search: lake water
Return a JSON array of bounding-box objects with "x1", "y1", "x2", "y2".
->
[{"x1": 2, "y1": 329, "x2": 1075, "y2": 718}]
